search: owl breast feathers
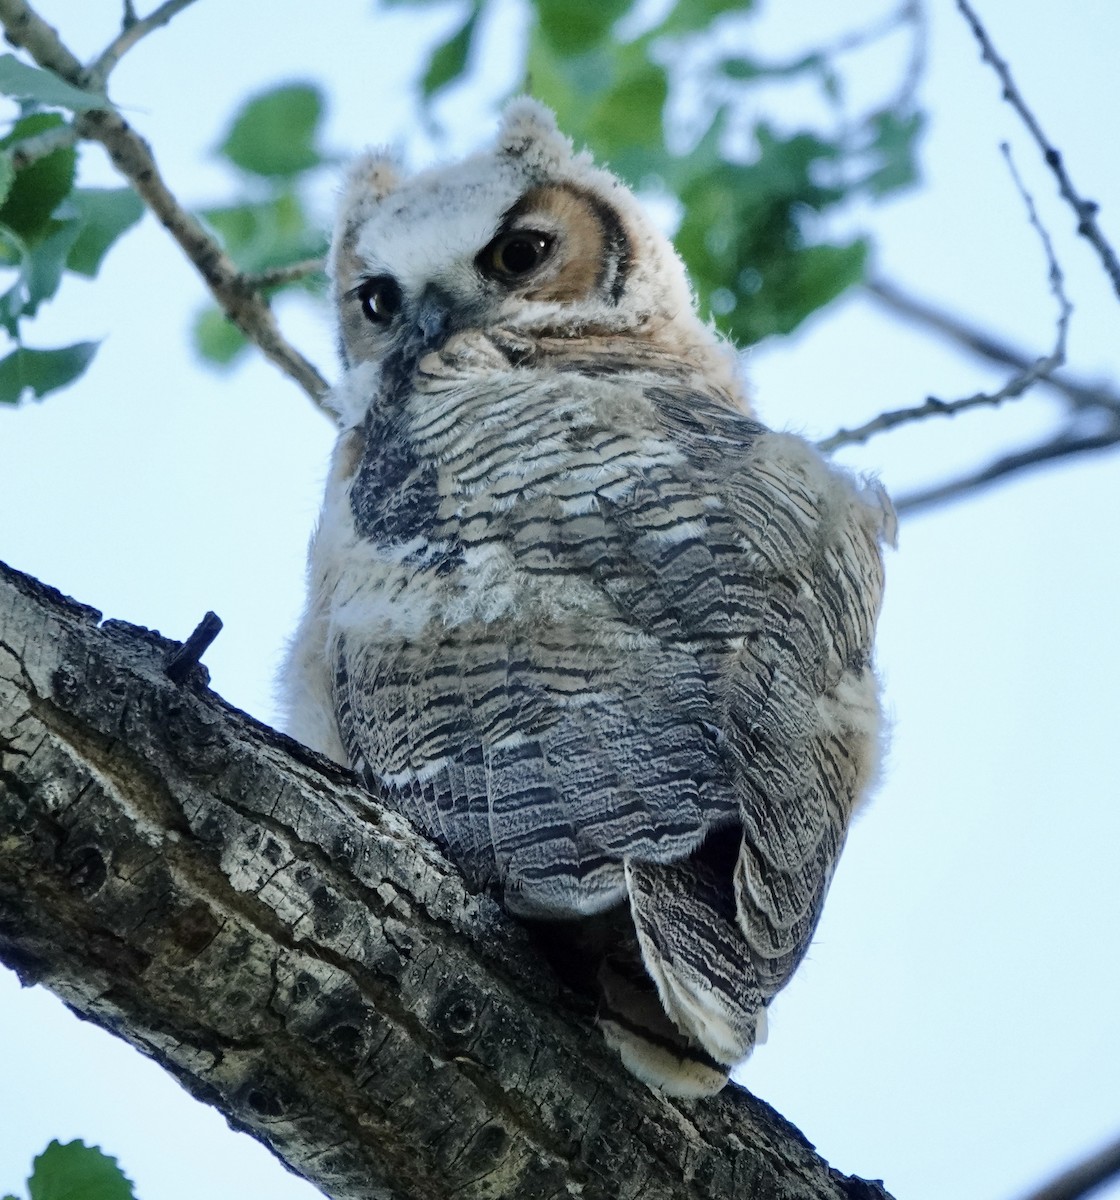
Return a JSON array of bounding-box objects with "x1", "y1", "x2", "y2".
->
[{"x1": 283, "y1": 99, "x2": 893, "y2": 1098}]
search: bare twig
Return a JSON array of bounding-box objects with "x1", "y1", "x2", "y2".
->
[
  {"x1": 895, "y1": 420, "x2": 1120, "y2": 515},
  {"x1": 0, "y1": 0, "x2": 333, "y2": 416},
  {"x1": 957, "y1": 0, "x2": 1120, "y2": 301},
  {"x1": 8, "y1": 122, "x2": 78, "y2": 169},
  {"x1": 723, "y1": 1, "x2": 922, "y2": 91},
  {"x1": 245, "y1": 258, "x2": 326, "y2": 291},
  {"x1": 865, "y1": 276, "x2": 1120, "y2": 418},
  {"x1": 821, "y1": 143, "x2": 1070, "y2": 453},
  {"x1": 1015, "y1": 1132, "x2": 1120, "y2": 1200},
  {"x1": 893, "y1": 0, "x2": 927, "y2": 116},
  {"x1": 85, "y1": 0, "x2": 201, "y2": 90}
]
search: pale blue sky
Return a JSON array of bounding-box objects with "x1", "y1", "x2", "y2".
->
[{"x1": 2, "y1": 3, "x2": 1118, "y2": 1199}]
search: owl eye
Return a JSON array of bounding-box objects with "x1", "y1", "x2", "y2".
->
[
  {"x1": 481, "y1": 231, "x2": 553, "y2": 281},
  {"x1": 357, "y1": 276, "x2": 402, "y2": 324}
]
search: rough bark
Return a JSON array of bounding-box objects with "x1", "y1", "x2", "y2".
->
[{"x1": 0, "y1": 559, "x2": 894, "y2": 1200}]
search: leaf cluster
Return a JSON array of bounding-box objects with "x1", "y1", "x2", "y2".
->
[
  {"x1": 0, "y1": 1, "x2": 926, "y2": 405},
  {"x1": 0, "y1": 60, "x2": 141, "y2": 404},
  {"x1": 416, "y1": 0, "x2": 924, "y2": 345}
]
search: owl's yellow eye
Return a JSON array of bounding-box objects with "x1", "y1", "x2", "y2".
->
[
  {"x1": 357, "y1": 276, "x2": 402, "y2": 324},
  {"x1": 481, "y1": 231, "x2": 553, "y2": 281}
]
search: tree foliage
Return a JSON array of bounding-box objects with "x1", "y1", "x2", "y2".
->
[{"x1": 0, "y1": 0, "x2": 924, "y2": 402}]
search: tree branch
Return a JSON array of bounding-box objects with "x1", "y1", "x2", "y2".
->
[
  {"x1": 85, "y1": 0, "x2": 202, "y2": 91},
  {"x1": 0, "y1": 0, "x2": 333, "y2": 418},
  {"x1": 0, "y1": 0, "x2": 81, "y2": 78},
  {"x1": 821, "y1": 143, "x2": 1070, "y2": 455},
  {"x1": 76, "y1": 104, "x2": 332, "y2": 405},
  {"x1": 245, "y1": 257, "x2": 326, "y2": 291},
  {"x1": 894, "y1": 420, "x2": 1120, "y2": 515},
  {"x1": 7, "y1": 122, "x2": 78, "y2": 169},
  {"x1": 864, "y1": 276, "x2": 1120, "y2": 418},
  {"x1": 1017, "y1": 1133, "x2": 1120, "y2": 1200},
  {"x1": 956, "y1": 0, "x2": 1120, "y2": 301},
  {"x1": 0, "y1": 558, "x2": 895, "y2": 1200}
]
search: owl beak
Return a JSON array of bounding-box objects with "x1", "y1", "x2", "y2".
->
[{"x1": 414, "y1": 288, "x2": 452, "y2": 349}]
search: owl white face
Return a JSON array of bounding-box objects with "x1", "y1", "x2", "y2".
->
[{"x1": 330, "y1": 100, "x2": 697, "y2": 381}]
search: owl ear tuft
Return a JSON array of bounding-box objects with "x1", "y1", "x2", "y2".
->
[
  {"x1": 340, "y1": 148, "x2": 403, "y2": 211},
  {"x1": 331, "y1": 149, "x2": 403, "y2": 289},
  {"x1": 496, "y1": 97, "x2": 574, "y2": 170}
]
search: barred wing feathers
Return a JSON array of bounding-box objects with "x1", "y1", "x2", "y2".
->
[{"x1": 332, "y1": 342, "x2": 889, "y2": 1091}]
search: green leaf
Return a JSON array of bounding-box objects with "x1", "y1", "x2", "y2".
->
[
  {"x1": 24, "y1": 217, "x2": 81, "y2": 312},
  {"x1": 0, "y1": 54, "x2": 109, "y2": 112},
  {"x1": 534, "y1": 0, "x2": 631, "y2": 55},
  {"x1": 655, "y1": 0, "x2": 755, "y2": 35},
  {"x1": 64, "y1": 187, "x2": 144, "y2": 276},
  {"x1": 0, "y1": 342, "x2": 98, "y2": 404},
  {"x1": 218, "y1": 83, "x2": 327, "y2": 178},
  {"x1": 200, "y1": 191, "x2": 326, "y2": 276},
  {"x1": 421, "y1": 4, "x2": 481, "y2": 97},
  {"x1": 789, "y1": 238, "x2": 867, "y2": 311},
  {"x1": 27, "y1": 1140, "x2": 135, "y2": 1200},
  {"x1": 193, "y1": 305, "x2": 249, "y2": 367},
  {"x1": 718, "y1": 239, "x2": 868, "y2": 345},
  {"x1": 0, "y1": 114, "x2": 77, "y2": 243},
  {"x1": 0, "y1": 151, "x2": 15, "y2": 209},
  {"x1": 0, "y1": 217, "x2": 80, "y2": 334},
  {"x1": 581, "y1": 40, "x2": 668, "y2": 163},
  {"x1": 862, "y1": 109, "x2": 924, "y2": 198},
  {"x1": 720, "y1": 57, "x2": 762, "y2": 82},
  {"x1": 524, "y1": 34, "x2": 667, "y2": 166}
]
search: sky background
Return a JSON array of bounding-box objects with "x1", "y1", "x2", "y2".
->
[{"x1": 1, "y1": 2, "x2": 1118, "y2": 1199}]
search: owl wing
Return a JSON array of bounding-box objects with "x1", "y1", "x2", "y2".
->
[
  {"x1": 333, "y1": 369, "x2": 890, "y2": 1078},
  {"x1": 560, "y1": 381, "x2": 888, "y2": 1072}
]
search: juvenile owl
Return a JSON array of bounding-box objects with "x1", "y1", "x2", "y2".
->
[{"x1": 283, "y1": 100, "x2": 893, "y2": 1097}]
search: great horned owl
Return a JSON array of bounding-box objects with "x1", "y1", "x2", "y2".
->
[{"x1": 283, "y1": 100, "x2": 892, "y2": 1097}]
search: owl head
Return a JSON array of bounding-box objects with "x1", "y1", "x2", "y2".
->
[{"x1": 329, "y1": 100, "x2": 744, "y2": 421}]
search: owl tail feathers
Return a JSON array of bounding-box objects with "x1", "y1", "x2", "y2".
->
[
  {"x1": 622, "y1": 854, "x2": 767, "y2": 1086},
  {"x1": 597, "y1": 954, "x2": 731, "y2": 1098}
]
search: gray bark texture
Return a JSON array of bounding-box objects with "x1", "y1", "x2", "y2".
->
[{"x1": 0, "y1": 559, "x2": 894, "y2": 1200}]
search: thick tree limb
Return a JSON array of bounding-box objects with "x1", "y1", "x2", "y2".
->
[{"x1": 0, "y1": 559, "x2": 894, "y2": 1200}]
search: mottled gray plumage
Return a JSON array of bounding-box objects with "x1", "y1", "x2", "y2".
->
[{"x1": 283, "y1": 100, "x2": 892, "y2": 1096}]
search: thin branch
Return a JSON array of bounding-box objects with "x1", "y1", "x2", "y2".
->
[
  {"x1": 0, "y1": 0, "x2": 333, "y2": 417},
  {"x1": 76, "y1": 105, "x2": 332, "y2": 406},
  {"x1": 894, "y1": 420, "x2": 1120, "y2": 515},
  {"x1": 865, "y1": 276, "x2": 1120, "y2": 418},
  {"x1": 245, "y1": 257, "x2": 326, "y2": 291},
  {"x1": 957, "y1": 0, "x2": 1120, "y2": 301},
  {"x1": 85, "y1": 0, "x2": 201, "y2": 90},
  {"x1": 893, "y1": 0, "x2": 928, "y2": 116},
  {"x1": 8, "y1": 122, "x2": 78, "y2": 170},
  {"x1": 1016, "y1": 1133, "x2": 1120, "y2": 1200},
  {"x1": 0, "y1": 0, "x2": 82, "y2": 78},
  {"x1": 820, "y1": 143, "x2": 1070, "y2": 453}
]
